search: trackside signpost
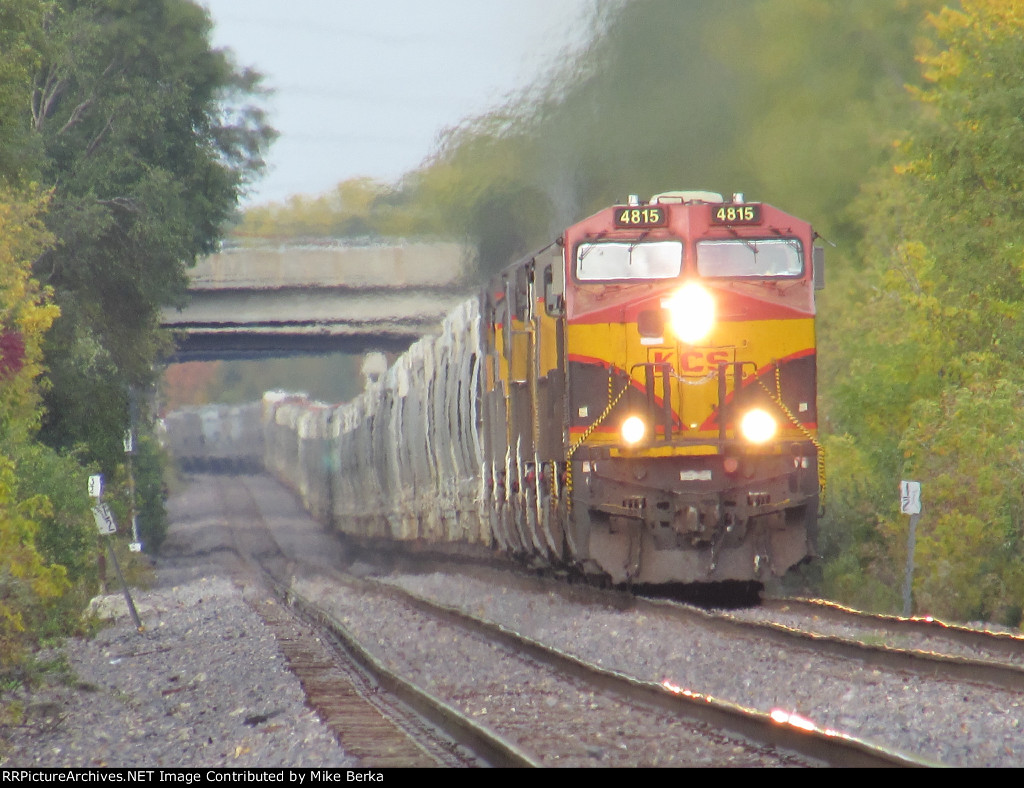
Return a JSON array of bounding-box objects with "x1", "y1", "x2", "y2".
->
[
  {"x1": 900, "y1": 480, "x2": 922, "y2": 617},
  {"x1": 90, "y1": 474, "x2": 144, "y2": 633}
]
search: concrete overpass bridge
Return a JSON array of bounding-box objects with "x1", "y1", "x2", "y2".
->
[{"x1": 161, "y1": 241, "x2": 476, "y2": 361}]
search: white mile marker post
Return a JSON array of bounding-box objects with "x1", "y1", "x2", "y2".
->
[
  {"x1": 900, "y1": 480, "x2": 922, "y2": 617},
  {"x1": 90, "y1": 473, "x2": 144, "y2": 632}
]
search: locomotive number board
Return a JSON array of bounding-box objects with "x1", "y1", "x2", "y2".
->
[
  {"x1": 614, "y1": 206, "x2": 668, "y2": 229},
  {"x1": 710, "y1": 204, "x2": 762, "y2": 225}
]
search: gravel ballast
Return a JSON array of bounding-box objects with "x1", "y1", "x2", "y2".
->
[
  {"x1": 5, "y1": 471, "x2": 1024, "y2": 768},
  {"x1": 379, "y1": 570, "x2": 1024, "y2": 768},
  {"x1": 0, "y1": 529, "x2": 354, "y2": 768}
]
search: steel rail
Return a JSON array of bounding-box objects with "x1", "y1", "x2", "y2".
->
[
  {"x1": 631, "y1": 595, "x2": 1024, "y2": 694},
  {"x1": 764, "y1": 597, "x2": 1024, "y2": 661},
  {"x1": 360, "y1": 576, "x2": 940, "y2": 768},
  {"x1": 268, "y1": 577, "x2": 541, "y2": 768},
  {"x1": 216, "y1": 474, "x2": 539, "y2": 768}
]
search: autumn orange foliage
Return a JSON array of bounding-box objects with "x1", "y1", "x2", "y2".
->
[{"x1": 161, "y1": 361, "x2": 223, "y2": 412}]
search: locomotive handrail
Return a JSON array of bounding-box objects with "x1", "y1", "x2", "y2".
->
[
  {"x1": 565, "y1": 370, "x2": 633, "y2": 515},
  {"x1": 757, "y1": 366, "x2": 827, "y2": 513}
]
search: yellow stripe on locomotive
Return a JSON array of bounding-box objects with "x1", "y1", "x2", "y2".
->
[{"x1": 566, "y1": 316, "x2": 817, "y2": 454}]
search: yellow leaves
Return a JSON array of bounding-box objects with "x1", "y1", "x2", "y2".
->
[
  {"x1": 961, "y1": 0, "x2": 1024, "y2": 34},
  {"x1": 893, "y1": 161, "x2": 918, "y2": 176},
  {"x1": 0, "y1": 454, "x2": 68, "y2": 665},
  {"x1": 919, "y1": 42, "x2": 966, "y2": 85},
  {"x1": 921, "y1": 1, "x2": 1024, "y2": 87},
  {"x1": 331, "y1": 177, "x2": 386, "y2": 216},
  {"x1": 0, "y1": 187, "x2": 57, "y2": 432},
  {"x1": 235, "y1": 176, "x2": 422, "y2": 240},
  {"x1": 0, "y1": 189, "x2": 69, "y2": 668},
  {"x1": 920, "y1": 7, "x2": 969, "y2": 82}
]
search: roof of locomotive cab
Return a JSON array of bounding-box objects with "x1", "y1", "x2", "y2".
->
[
  {"x1": 482, "y1": 192, "x2": 816, "y2": 301},
  {"x1": 561, "y1": 193, "x2": 819, "y2": 320},
  {"x1": 566, "y1": 193, "x2": 814, "y2": 241}
]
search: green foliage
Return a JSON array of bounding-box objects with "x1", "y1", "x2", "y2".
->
[
  {"x1": 4, "y1": 442, "x2": 102, "y2": 643},
  {"x1": 36, "y1": 311, "x2": 129, "y2": 477},
  {"x1": 30, "y1": 0, "x2": 276, "y2": 476},
  {"x1": 0, "y1": 0, "x2": 47, "y2": 186},
  {"x1": 810, "y1": 433, "x2": 900, "y2": 613},
  {"x1": 0, "y1": 184, "x2": 105, "y2": 667},
  {"x1": 892, "y1": 3, "x2": 1024, "y2": 367},
  {"x1": 835, "y1": 1, "x2": 1024, "y2": 622},
  {"x1": 0, "y1": 453, "x2": 70, "y2": 669},
  {"x1": 238, "y1": 178, "x2": 418, "y2": 241},
  {"x1": 8, "y1": 441, "x2": 94, "y2": 586},
  {"x1": 896, "y1": 373, "x2": 1024, "y2": 623},
  {"x1": 0, "y1": 0, "x2": 273, "y2": 669},
  {"x1": 418, "y1": 0, "x2": 941, "y2": 268}
]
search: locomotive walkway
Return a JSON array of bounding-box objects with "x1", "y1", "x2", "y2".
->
[{"x1": 161, "y1": 240, "x2": 475, "y2": 360}]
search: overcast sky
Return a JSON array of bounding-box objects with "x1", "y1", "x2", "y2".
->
[{"x1": 198, "y1": 0, "x2": 597, "y2": 206}]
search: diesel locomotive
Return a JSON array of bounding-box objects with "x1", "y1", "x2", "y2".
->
[{"x1": 261, "y1": 190, "x2": 825, "y2": 589}]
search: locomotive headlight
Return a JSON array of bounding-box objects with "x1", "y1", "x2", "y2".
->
[
  {"x1": 666, "y1": 282, "x2": 715, "y2": 345},
  {"x1": 621, "y1": 415, "x2": 647, "y2": 446},
  {"x1": 740, "y1": 408, "x2": 778, "y2": 444}
]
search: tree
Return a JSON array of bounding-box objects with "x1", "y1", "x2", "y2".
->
[
  {"x1": 29, "y1": 0, "x2": 276, "y2": 478},
  {"x1": 0, "y1": 0, "x2": 99, "y2": 671},
  {"x1": 0, "y1": 0, "x2": 48, "y2": 185},
  {"x1": 0, "y1": 188, "x2": 73, "y2": 670},
  {"x1": 0, "y1": 192, "x2": 59, "y2": 468},
  {"x1": 837, "y1": 0, "x2": 1024, "y2": 621}
]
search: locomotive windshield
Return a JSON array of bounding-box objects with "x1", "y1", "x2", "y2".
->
[
  {"x1": 576, "y1": 240, "x2": 682, "y2": 281},
  {"x1": 696, "y1": 238, "x2": 803, "y2": 278}
]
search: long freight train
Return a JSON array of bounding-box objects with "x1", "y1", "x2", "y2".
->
[
  {"x1": 162, "y1": 402, "x2": 264, "y2": 473},
  {"x1": 262, "y1": 190, "x2": 825, "y2": 589}
]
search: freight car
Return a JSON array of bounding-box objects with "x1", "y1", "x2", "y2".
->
[
  {"x1": 162, "y1": 402, "x2": 264, "y2": 473},
  {"x1": 263, "y1": 190, "x2": 825, "y2": 590}
]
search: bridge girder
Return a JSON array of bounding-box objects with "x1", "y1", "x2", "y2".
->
[{"x1": 160, "y1": 242, "x2": 476, "y2": 362}]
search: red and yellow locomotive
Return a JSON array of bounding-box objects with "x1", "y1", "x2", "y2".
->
[
  {"x1": 260, "y1": 189, "x2": 824, "y2": 594},
  {"x1": 483, "y1": 190, "x2": 824, "y2": 587}
]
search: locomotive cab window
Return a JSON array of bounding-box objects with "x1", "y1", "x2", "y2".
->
[
  {"x1": 576, "y1": 240, "x2": 682, "y2": 281},
  {"x1": 696, "y1": 238, "x2": 803, "y2": 278}
]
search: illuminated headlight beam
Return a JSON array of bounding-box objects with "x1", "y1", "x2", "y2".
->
[
  {"x1": 621, "y1": 415, "x2": 646, "y2": 446},
  {"x1": 664, "y1": 282, "x2": 715, "y2": 345},
  {"x1": 739, "y1": 408, "x2": 778, "y2": 444}
]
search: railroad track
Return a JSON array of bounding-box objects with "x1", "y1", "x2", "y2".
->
[
  {"x1": 358, "y1": 546, "x2": 1024, "y2": 695},
  {"x1": 252, "y1": 583, "x2": 535, "y2": 768},
  {"x1": 200, "y1": 473, "x2": 934, "y2": 768},
  {"x1": 213, "y1": 475, "x2": 814, "y2": 766},
  {"x1": 372, "y1": 563, "x2": 1024, "y2": 766},
  {"x1": 331, "y1": 574, "x2": 935, "y2": 767},
  {"x1": 208, "y1": 473, "x2": 528, "y2": 768},
  {"x1": 626, "y1": 595, "x2": 1024, "y2": 694},
  {"x1": 245, "y1": 591, "x2": 492, "y2": 768},
  {"x1": 188, "y1": 472, "x2": 1024, "y2": 766},
  {"x1": 758, "y1": 597, "x2": 1024, "y2": 666},
  {"x1": 282, "y1": 575, "x2": 831, "y2": 767}
]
